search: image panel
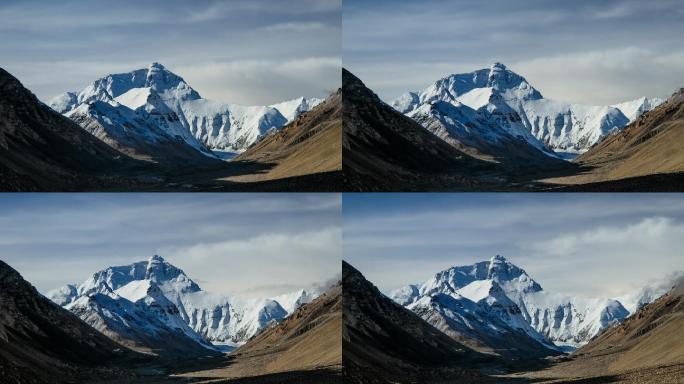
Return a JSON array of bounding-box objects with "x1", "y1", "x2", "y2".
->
[
  {"x1": 342, "y1": 193, "x2": 684, "y2": 382},
  {"x1": 0, "y1": 193, "x2": 342, "y2": 383},
  {"x1": 0, "y1": 0, "x2": 342, "y2": 192},
  {"x1": 342, "y1": 0, "x2": 684, "y2": 191}
]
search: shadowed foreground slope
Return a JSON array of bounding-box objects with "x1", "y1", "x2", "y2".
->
[
  {"x1": 342, "y1": 261, "x2": 487, "y2": 383},
  {"x1": 0, "y1": 260, "x2": 143, "y2": 383},
  {"x1": 0, "y1": 68, "x2": 147, "y2": 191},
  {"x1": 342, "y1": 69, "x2": 497, "y2": 191}
]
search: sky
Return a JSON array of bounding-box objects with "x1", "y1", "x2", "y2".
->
[
  {"x1": 343, "y1": 0, "x2": 684, "y2": 105},
  {"x1": 0, "y1": 194, "x2": 341, "y2": 298},
  {"x1": 0, "y1": 0, "x2": 341, "y2": 105},
  {"x1": 343, "y1": 194, "x2": 684, "y2": 298}
]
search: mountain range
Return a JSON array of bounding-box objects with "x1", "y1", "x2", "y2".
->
[
  {"x1": 49, "y1": 63, "x2": 322, "y2": 159},
  {"x1": 48, "y1": 255, "x2": 321, "y2": 357},
  {"x1": 390, "y1": 255, "x2": 666, "y2": 355},
  {"x1": 393, "y1": 63, "x2": 663, "y2": 156},
  {"x1": 343, "y1": 67, "x2": 684, "y2": 191},
  {"x1": 344, "y1": 260, "x2": 683, "y2": 383},
  {"x1": 0, "y1": 65, "x2": 341, "y2": 191},
  {"x1": 342, "y1": 68, "x2": 501, "y2": 191}
]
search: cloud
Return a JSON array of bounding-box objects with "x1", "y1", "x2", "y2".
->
[
  {"x1": 176, "y1": 57, "x2": 341, "y2": 104},
  {"x1": 0, "y1": 0, "x2": 341, "y2": 105},
  {"x1": 163, "y1": 227, "x2": 342, "y2": 297},
  {"x1": 0, "y1": 194, "x2": 341, "y2": 297},
  {"x1": 531, "y1": 217, "x2": 682, "y2": 256},
  {"x1": 343, "y1": 195, "x2": 684, "y2": 298},
  {"x1": 512, "y1": 47, "x2": 684, "y2": 104},
  {"x1": 343, "y1": 0, "x2": 684, "y2": 104}
]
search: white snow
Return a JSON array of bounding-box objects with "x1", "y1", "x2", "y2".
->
[
  {"x1": 114, "y1": 87, "x2": 152, "y2": 110},
  {"x1": 392, "y1": 63, "x2": 665, "y2": 155},
  {"x1": 114, "y1": 280, "x2": 152, "y2": 303},
  {"x1": 56, "y1": 63, "x2": 322, "y2": 156},
  {"x1": 456, "y1": 279, "x2": 496, "y2": 303},
  {"x1": 269, "y1": 97, "x2": 323, "y2": 122},
  {"x1": 455, "y1": 87, "x2": 494, "y2": 110},
  {"x1": 48, "y1": 91, "x2": 78, "y2": 114},
  {"x1": 48, "y1": 255, "x2": 318, "y2": 346},
  {"x1": 390, "y1": 255, "x2": 666, "y2": 350}
]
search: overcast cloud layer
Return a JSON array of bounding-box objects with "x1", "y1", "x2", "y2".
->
[
  {"x1": 344, "y1": 0, "x2": 684, "y2": 105},
  {"x1": 0, "y1": 194, "x2": 341, "y2": 298},
  {"x1": 0, "y1": 0, "x2": 341, "y2": 105},
  {"x1": 343, "y1": 194, "x2": 684, "y2": 298}
]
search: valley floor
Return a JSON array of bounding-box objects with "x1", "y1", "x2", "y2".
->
[
  {"x1": 501, "y1": 362, "x2": 684, "y2": 384},
  {"x1": 80, "y1": 354, "x2": 342, "y2": 384}
]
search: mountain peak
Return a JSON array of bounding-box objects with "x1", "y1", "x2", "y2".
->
[
  {"x1": 490, "y1": 62, "x2": 507, "y2": 70},
  {"x1": 490, "y1": 254, "x2": 507, "y2": 263},
  {"x1": 148, "y1": 254, "x2": 165, "y2": 263},
  {"x1": 148, "y1": 62, "x2": 165, "y2": 70}
]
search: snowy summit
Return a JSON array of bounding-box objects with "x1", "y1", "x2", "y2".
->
[
  {"x1": 48, "y1": 63, "x2": 323, "y2": 155},
  {"x1": 392, "y1": 63, "x2": 664, "y2": 155}
]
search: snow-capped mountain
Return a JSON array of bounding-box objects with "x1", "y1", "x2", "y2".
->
[
  {"x1": 49, "y1": 63, "x2": 322, "y2": 155},
  {"x1": 392, "y1": 63, "x2": 664, "y2": 155},
  {"x1": 390, "y1": 255, "x2": 666, "y2": 351},
  {"x1": 48, "y1": 255, "x2": 318, "y2": 351}
]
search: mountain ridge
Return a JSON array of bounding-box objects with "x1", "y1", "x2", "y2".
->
[
  {"x1": 393, "y1": 62, "x2": 664, "y2": 155},
  {"x1": 49, "y1": 63, "x2": 323, "y2": 156},
  {"x1": 48, "y1": 255, "x2": 321, "y2": 356},
  {"x1": 390, "y1": 255, "x2": 667, "y2": 352}
]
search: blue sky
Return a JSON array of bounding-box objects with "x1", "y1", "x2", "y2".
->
[
  {"x1": 0, "y1": 194, "x2": 341, "y2": 298},
  {"x1": 0, "y1": 0, "x2": 341, "y2": 105},
  {"x1": 343, "y1": 194, "x2": 684, "y2": 298},
  {"x1": 344, "y1": 0, "x2": 684, "y2": 104}
]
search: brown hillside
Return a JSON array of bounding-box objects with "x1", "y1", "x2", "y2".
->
[
  {"x1": 235, "y1": 91, "x2": 342, "y2": 181},
  {"x1": 175, "y1": 283, "x2": 341, "y2": 382},
  {"x1": 545, "y1": 88, "x2": 684, "y2": 186}
]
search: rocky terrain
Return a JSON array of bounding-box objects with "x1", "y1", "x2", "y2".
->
[
  {"x1": 48, "y1": 255, "x2": 319, "y2": 357},
  {"x1": 391, "y1": 255, "x2": 662, "y2": 355},
  {"x1": 344, "y1": 67, "x2": 683, "y2": 191}
]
